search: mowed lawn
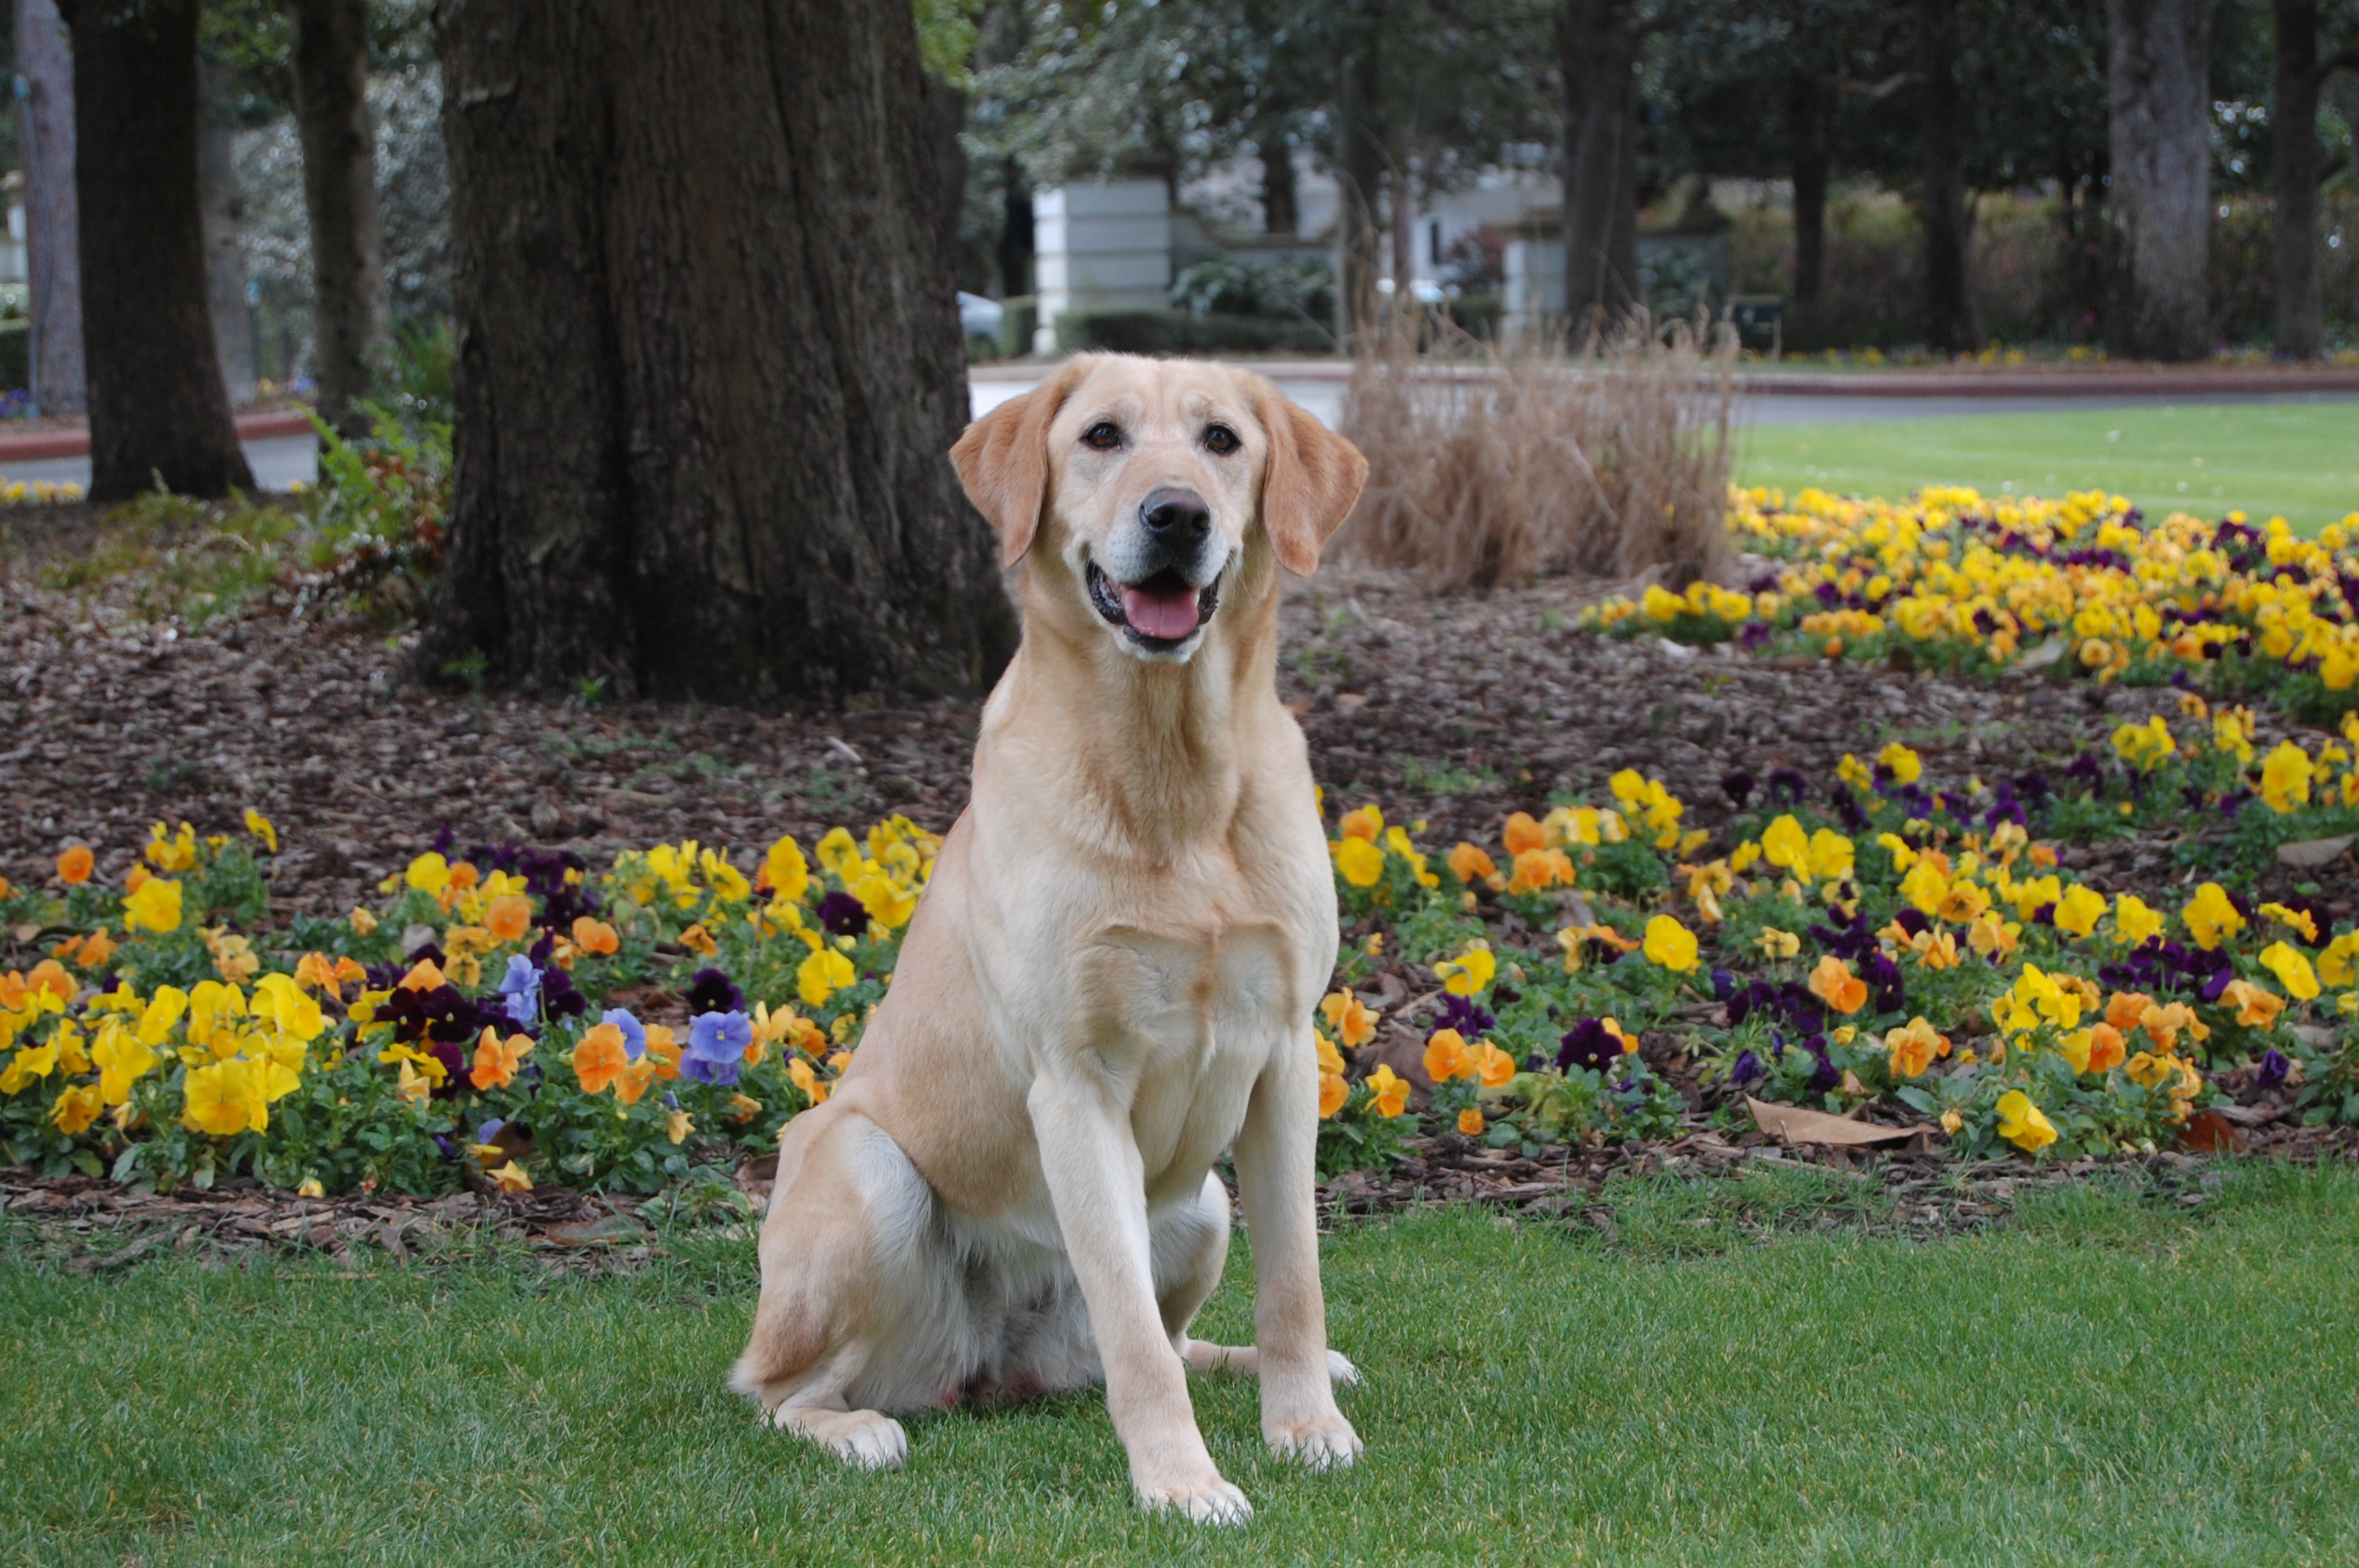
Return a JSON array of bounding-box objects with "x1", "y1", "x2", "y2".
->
[
  {"x1": 1737, "y1": 401, "x2": 2359, "y2": 532},
  {"x1": 3, "y1": 1163, "x2": 2357, "y2": 1566}
]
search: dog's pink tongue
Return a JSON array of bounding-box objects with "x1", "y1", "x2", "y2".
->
[{"x1": 1120, "y1": 582, "x2": 1200, "y2": 639}]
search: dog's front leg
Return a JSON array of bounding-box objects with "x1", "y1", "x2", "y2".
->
[
  {"x1": 1231, "y1": 1024, "x2": 1362, "y2": 1470},
  {"x1": 1029, "y1": 1075, "x2": 1249, "y2": 1524}
]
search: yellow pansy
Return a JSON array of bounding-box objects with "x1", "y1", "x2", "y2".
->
[
  {"x1": 1641, "y1": 915, "x2": 1699, "y2": 973},
  {"x1": 1434, "y1": 946, "x2": 1496, "y2": 996},
  {"x1": 123, "y1": 877, "x2": 184, "y2": 934}
]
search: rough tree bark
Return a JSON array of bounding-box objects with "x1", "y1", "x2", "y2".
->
[
  {"x1": 286, "y1": 0, "x2": 387, "y2": 437},
  {"x1": 1787, "y1": 69, "x2": 1828, "y2": 310},
  {"x1": 1336, "y1": 11, "x2": 1386, "y2": 347},
  {"x1": 2270, "y1": 0, "x2": 2350, "y2": 360},
  {"x1": 422, "y1": 0, "x2": 1016, "y2": 706},
  {"x1": 1560, "y1": 0, "x2": 1641, "y2": 339},
  {"x1": 1917, "y1": 0, "x2": 1982, "y2": 354},
  {"x1": 198, "y1": 56, "x2": 256, "y2": 407},
  {"x1": 2105, "y1": 0, "x2": 2216, "y2": 362},
  {"x1": 922, "y1": 70, "x2": 967, "y2": 261},
  {"x1": 64, "y1": 0, "x2": 253, "y2": 499},
  {"x1": 13, "y1": 0, "x2": 84, "y2": 416}
]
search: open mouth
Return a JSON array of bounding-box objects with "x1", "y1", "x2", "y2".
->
[{"x1": 1086, "y1": 561, "x2": 1222, "y2": 650}]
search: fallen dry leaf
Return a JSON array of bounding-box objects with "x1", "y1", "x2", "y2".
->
[
  {"x1": 1746, "y1": 1095, "x2": 1921, "y2": 1147},
  {"x1": 2276, "y1": 835, "x2": 2354, "y2": 869}
]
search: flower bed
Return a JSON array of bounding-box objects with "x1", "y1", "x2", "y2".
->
[
  {"x1": 6, "y1": 488, "x2": 2359, "y2": 1198},
  {"x1": 1595, "y1": 487, "x2": 2359, "y2": 725}
]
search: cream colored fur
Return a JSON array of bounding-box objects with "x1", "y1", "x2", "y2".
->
[{"x1": 731, "y1": 355, "x2": 1369, "y2": 1524}]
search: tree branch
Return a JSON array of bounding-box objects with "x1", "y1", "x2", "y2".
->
[{"x1": 1838, "y1": 70, "x2": 1920, "y2": 100}]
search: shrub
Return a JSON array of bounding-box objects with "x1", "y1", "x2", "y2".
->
[
  {"x1": 1329, "y1": 314, "x2": 1737, "y2": 592},
  {"x1": 1055, "y1": 308, "x2": 1332, "y2": 355}
]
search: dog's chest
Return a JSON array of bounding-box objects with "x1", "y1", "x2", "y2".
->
[
  {"x1": 1070, "y1": 919, "x2": 1297, "y2": 1066},
  {"x1": 1065, "y1": 916, "x2": 1303, "y2": 1167}
]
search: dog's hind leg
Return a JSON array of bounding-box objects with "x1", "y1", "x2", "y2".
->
[
  {"x1": 731, "y1": 1098, "x2": 947, "y2": 1470},
  {"x1": 1163, "y1": 1173, "x2": 1361, "y2": 1385}
]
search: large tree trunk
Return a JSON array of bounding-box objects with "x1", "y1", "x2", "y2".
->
[
  {"x1": 14, "y1": 0, "x2": 84, "y2": 416},
  {"x1": 1787, "y1": 70, "x2": 1827, "y2": 309},
  {"x1": 1336, "y1": 13, "x2": 1386, "y2": 347},
  {"x1": 286, "y1": 0, "x2": 387, "y2": 437},
  {"x1": 2272, "y1": 0, "x2": 2324, "y2": 360},
  {"x1": 67, "y1": 0, "x2": 253, "y2": 500},
  {"x1": 1559, "y1": 0, "x2": 1641, "y2": 340},
  {"x1": 923, "y1": 71, "x2": 968, "y2": 263},
  {"x1": 422, "y1": 0, "x2": 1016, "y2": 706},
  {"x1": 198, "y1": 56, "x2": 256, "y2": 407},
  {"x1": 1917, "y1": 0, "x2": 1982, "y2": 354},
  {"x1": 2105, "y1": 0, "x2": 2216, "y2": 362}
]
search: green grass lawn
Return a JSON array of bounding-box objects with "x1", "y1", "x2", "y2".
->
[
  {"x1": 5, "y1": 1163, "x2": 2357, "y2": 1566},
  {"x1": 1737, "y1": 401, "x2": 2359, "y2": 532}
]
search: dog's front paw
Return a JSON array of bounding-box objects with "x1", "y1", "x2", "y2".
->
[
  {"x1": 1267, "y1": 1411, "x2": 1361, "y2": 1472},
  {"x1": 774, "y1": 1405, "x2": 908, "y2": 1471},
  {"x1": 1137, "y1": 1473, "x2": 1253, "y2": 1525}
]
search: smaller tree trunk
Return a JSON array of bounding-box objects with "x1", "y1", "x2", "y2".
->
[
  {"x1": 1787, "y1": 70, "x2": 1828, "y2": 308},
  {"x1": 1560, "y1": 0, "x2": 1642, "y2": 340},
  {"x1": 198, "y1": 56, "x2": 256, "y2": 406},
  {"x1": 1336, "y1": 27, "x2": 1386, "y2": 347},
  {"x1": 997, "y1": 158, "x2": 1033, "y2": 296},
  {"x1": 2272, "y1": 0, "x2": 2324, "y2": 360},
  {"x1": 286, "y1": 0, "x2": 387, "y2": 436},
  {"x1": 69, "y1": 0, "x2": 253, "y2": 499},
  {"x1": 1390, "y1": 160, "x2": 1416, "y2": 307},
  {"x1": 1257, "y1": 126, "x2": 1299, "y2": 235},
  {"x1": 2105, "y1": 0, "x2": 2216, "y2": 363},
  {"x1": 13, "y1": 0, "x2": 84, "y2": 416},
  {"x1": 922, "y1": 70, "x2": 967, "y2": 262},
  {"x1": 1917, "y1": 0, "x2": 1981, "y2": 354}
]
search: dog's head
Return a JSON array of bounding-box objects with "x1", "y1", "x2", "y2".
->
[{"x1": 951, "y1": 354, "x2": 1367, "y2": 662}]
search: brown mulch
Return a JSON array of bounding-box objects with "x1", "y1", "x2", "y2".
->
[
  {"x1": 0, "y1": 1169, "x2": 681, "y2": 1276},
  {"x1": 7, "y1": 558, "x2": 2348, "y2": 920}
]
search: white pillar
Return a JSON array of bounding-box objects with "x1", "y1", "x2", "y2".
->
[
  {"x1": 1030, "y1": 180, "x2": 1171, "y2": 355},
  {"x1": 13, "y1": 0, "x2": 84, "y2": 414}
]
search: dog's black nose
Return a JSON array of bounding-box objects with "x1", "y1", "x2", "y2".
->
[{"x1": 1140, "y1": 488, "x2": 1212, "y2": 539}]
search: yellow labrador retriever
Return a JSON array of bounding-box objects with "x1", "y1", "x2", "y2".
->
[{"x1": 731, "y1": 354, "x2": 1368, "y2": 1522}]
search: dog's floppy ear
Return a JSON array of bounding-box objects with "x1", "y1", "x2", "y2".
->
[
  {"x1": 1251, "y1": 379, "x2": 1369, "y2": 576},
  {"x1": 951, "y1": 358, "x2": 1088, "y2": 567}
]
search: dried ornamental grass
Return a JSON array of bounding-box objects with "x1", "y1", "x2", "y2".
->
[{"x1": 1330, "y1": 316, "x2": 1738, "y2": 593}]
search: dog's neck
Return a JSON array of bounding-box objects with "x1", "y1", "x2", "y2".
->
[{"x1": 980, "y1": 560, "x2": 1285, "y2": 863}]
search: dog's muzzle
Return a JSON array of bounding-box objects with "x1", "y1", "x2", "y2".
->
[{"x1": 1086, "y1": 488, "x2": 1224, "y2": 651}]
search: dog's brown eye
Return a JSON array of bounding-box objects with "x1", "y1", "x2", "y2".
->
[
  {"x1": 1081, "y1": 421, "x2": 1122, "y2": 451},
  {"x1": 1203, "y1": 424, "x2": 1240, "y2": 456}
]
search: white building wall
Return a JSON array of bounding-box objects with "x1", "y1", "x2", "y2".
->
[{"x1": 1031, "y1": 180, "x2": 1172, "y2": 354}]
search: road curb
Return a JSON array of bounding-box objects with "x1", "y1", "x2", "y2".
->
[
  {"x1": 0, "y1": 409, "x2": 317, "y2": 463},
  {"x1": 969, "y1": 359, "x2": 2359, "y2": 397}
]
